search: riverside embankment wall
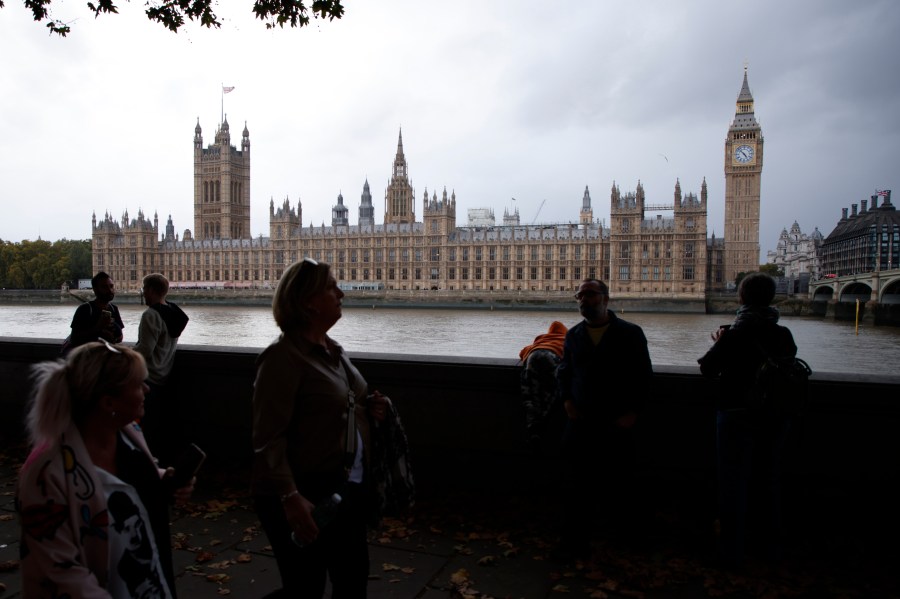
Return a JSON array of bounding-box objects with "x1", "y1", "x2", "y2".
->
[
  {"x1": 1, "y1": 338, "x2": 899, "y2": 551},
  {"x1": 2, "y1": 288, "x2": 709, "y2": 312},
  {"x1": 8, "y1": 288, "x2": 900, "y2": 323}
]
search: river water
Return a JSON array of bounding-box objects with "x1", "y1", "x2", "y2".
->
[{"x1": 1, "y1": 303, "x2": 898, "y2": 375}]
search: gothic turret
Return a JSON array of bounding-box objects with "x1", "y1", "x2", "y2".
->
[
  {"x1": 384, "y1": 128, "x2": 415, "y2": 225},
  {"x1": 580, "y1": 185, "x2": 593, "y2": 226},
  {"x1": 359, "y1": 179, "x2": 375, "y2": 227},
  {"x1": 332, "y1": 192, "x2": 349, "y2": 227}
]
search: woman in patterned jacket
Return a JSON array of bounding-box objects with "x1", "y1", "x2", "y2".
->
[{"x1": 17, "y1": 341, "x2": 193, "y2": 598}]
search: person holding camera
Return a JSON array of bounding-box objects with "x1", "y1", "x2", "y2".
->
[
  {"x1": 699, "y1": 272, "x2": 798, "y2": 568},
  {"x1": 65, "y1": 271, "x2": 124, "y2": 353},
  {"x1": 251, "y1": 258, "x2": 386, "y2": 598}
]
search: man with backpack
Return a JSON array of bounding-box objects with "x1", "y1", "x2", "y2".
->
[
  {"x1": 699, "y1": 272, "x2": 804, "y2": 569},
  {"x1": 135, "y1": 273, "x2": 189, "y2": 463},
  {"x1": 65, "y1": 271, "x2": 124, "y2": 353}
]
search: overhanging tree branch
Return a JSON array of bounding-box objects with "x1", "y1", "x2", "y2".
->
[{"x1": 7, "y1": 0, "x2": 344, "y2": 36}]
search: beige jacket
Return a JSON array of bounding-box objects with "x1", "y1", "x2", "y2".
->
[{"x1": 251, "y1": 331, "x2": 372, "y2": 497}]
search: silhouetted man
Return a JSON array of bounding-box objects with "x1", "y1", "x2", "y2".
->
[
  {"x1": 555, "y1": 279, "x2": 653, "y2": 559},
  {"x1": 66, "y1": 271, "x2": 124, "y2": 352}
]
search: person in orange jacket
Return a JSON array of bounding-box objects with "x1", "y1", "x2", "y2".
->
[{"x1": 518, "y1": 320, "x2": 568, "y2": 450}]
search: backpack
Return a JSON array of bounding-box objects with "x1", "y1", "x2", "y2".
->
[
  {"x1": 753, "y1": 349, "x2": 812, "y2": 413},
  {"x1": 60, "y1": 302, "x2": 93, "y2": 356}
]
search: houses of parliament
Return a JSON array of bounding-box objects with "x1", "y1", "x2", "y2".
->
[{"x1": 92, "y1": 70, "x2": 763, "y2": 297}]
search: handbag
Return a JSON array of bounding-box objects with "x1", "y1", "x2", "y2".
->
[
  {"x1": 369, "y1": 396, "x2": 415, "y2": 519},
  {"x1": 338, "y1": 356, "x2": 415, "y2": 521}
]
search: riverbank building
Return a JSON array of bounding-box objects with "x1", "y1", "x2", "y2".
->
[
  {"x1": 819, "y1": 192, "x2": 898, "y2": 277},
  {"x1": 766, "y1": 221, "x2": 824, "y2": 291},
  {"x1": 92, "y1": 70, "x2": 762, "y2": 299}
]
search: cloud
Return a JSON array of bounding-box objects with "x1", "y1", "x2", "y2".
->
[{"x1": 1, "y1": 0, "x2": 897, "y2": 263}]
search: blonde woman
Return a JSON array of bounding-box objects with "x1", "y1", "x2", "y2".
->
[
  {"x1": 17, "y1": 341, "x2": 193, "y2": 598},
  {"x1": 252, "y1": 258, "x2": 386, "y2": 598}
]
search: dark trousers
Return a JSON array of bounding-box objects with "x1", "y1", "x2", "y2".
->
[
  {"x1": 716, "y1": 409, "x2": 792, "y2": 565},
  {"x1": 254, "y1": 482, "x2": 369, "y2": 599},
  {"x1": 561, "y1": 422, "x2": 639, "y2": 551},
  {"x1": 140, "y1": 381, "x2": 180, "y2": 466}
]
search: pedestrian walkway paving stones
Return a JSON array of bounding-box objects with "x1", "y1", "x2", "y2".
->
[{"x1": 2, "y1": 445, "x2": 899, "y2": 598}]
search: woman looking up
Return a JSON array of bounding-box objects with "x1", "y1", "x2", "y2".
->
[
  {"x1": 17, "y1": 341, "x2": 193, "y2": 598},
  {"x1": 251, "y1": 258, "x2": 386, "y2": 598}
]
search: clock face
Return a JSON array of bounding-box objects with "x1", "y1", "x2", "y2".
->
[{"x1": 734, "y1": 144, "x2": 754, "y2": 163}]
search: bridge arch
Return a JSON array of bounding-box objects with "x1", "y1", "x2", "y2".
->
[
  {"x1": 812, "y1": 286, "x2": 834, "y2": 302},
  {"x1": 839, "y1": 282, "x2": 872, "y2": 303},
  {"x1": 881, "y1": 277, "x2": 900, "y2": 304}
]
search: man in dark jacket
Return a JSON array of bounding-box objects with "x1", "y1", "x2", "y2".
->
[
  {"x1": 699, "y1": 272, "x2": 798, "y2": 568},
  {"x1": 66, "y1": 271, "x2": 124, "y2": 351},
  {"x1": 555, "y1": 279, "x2": 653, "y2": 559}
]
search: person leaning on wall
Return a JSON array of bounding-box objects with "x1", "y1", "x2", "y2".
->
[
  {"x1": 518, "y1": 320, "x2": 568, "y2": 451},
  {"x1": 698, "y1": 272, "x2": 799, "y2": 569},
  {"x1": 64, "y1": 271, "x2": 124, "y2": 353},
  {"x1": 134, "y1": 273, "x2": 189, "y2": 464}
]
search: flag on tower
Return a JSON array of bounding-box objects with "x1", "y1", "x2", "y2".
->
[{"x1": 223, "y1": 86, "x2": 235, "y2": 94}]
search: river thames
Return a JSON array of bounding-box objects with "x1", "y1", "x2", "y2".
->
[{"x1": 1, "y1": 303, "x2": 898, "y2": 376}]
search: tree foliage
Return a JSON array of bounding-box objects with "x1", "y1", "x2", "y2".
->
[
  {"x1": 0, "y1": 238, "x2": 92, "y2": 289},
  {"x1": 759, "y1": 263, "x2": 784, "y2": 278},
  {"x1": 5, "y1": 0, "x2": 344, "y2": 36}
]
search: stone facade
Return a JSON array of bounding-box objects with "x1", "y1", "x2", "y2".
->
[
  {"x1": 820, "y1": 191, "x2": 899, "y2": 276},
  {"x1": 723, "y1": 68, "x2": 763, "y2": 286},
  {"x1": 92, "y1": 72, "x2": 761, "y2": 296},
  {"x1": 767, "y1": 221, "x2": 824, "y2": 280}
]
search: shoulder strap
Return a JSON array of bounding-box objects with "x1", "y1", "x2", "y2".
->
[{"x1": 338, "y1": 355, "x2": 358, "y2": 475}]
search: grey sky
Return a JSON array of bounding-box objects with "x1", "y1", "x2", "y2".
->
[{"x1": 1, "y1": 0, "x2": 898, "y2": 262}]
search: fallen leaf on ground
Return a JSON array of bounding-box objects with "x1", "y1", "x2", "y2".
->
[
  {"x1": 477, "y1": 555, "x2": 497, "y2": 566},
  {"x1": 449, "y1": 568, "x2": 470, "y2": 586},
  {"x1": 206, "y1": 499, "x2": 238, "y2": 511}
]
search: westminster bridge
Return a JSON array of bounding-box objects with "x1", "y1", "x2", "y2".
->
[{"x1": 808, "y1": 267, "x2": 900, "y2": 324}]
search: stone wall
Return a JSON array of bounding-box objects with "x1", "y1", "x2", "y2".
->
[{"x1": 2, "y1": 338, "x2": 899, "y2": 548}]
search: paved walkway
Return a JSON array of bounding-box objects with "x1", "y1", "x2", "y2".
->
[{"x1": 1, "y1": 446, "x2": 897, "y2": 598}]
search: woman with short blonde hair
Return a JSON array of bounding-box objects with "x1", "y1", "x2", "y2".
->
[{"x1": 253, "y1": 258, "x2": 387, "y2": 598}]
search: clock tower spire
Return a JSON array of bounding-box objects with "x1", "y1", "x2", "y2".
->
[{"x1": 723, "y1": 67, "x2": 763, "y2": 287}]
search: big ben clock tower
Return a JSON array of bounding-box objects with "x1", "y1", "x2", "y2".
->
[{"x1": 724, "y1": 67, "x2": 763, "y2": 287}]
